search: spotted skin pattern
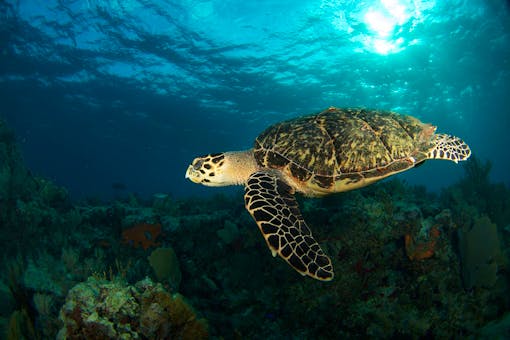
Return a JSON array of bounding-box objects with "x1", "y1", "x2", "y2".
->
[
  {"x1": 189, "y1": 153, "x2": 224, "y2": 184},
  {"x1": 244, "y1": 171, "x2": 334, "y2": 281}
]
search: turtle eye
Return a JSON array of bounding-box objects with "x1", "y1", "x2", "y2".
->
[{"x1": 193, "y1": 159, "x2": 204, "y2": 170}]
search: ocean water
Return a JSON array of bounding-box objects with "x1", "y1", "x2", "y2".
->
[
  {"x1": 1, "y1": 0, "x2": 509, "y2": 200},
  {"x1": 2, "y1": 1, "x2": 510, "y2": 338}
]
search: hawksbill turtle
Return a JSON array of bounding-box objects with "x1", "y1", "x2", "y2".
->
[{"x1": 185, "y1": 107, "x2": 471, "y2": 281}]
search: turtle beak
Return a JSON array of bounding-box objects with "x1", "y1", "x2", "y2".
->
[{"x1": 185, "y1": 164, "x2": 201, "y2": 183}]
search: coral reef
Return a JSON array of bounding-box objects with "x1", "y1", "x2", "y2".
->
[
  {"x1": 58, "y1": 277, "x2": 207, "y2": 339},
  {"x1": 122, "y1": 222, "x2": 162, "y2": 250},
  {"x1": 405, "y1": 224, "x2": 441, "y2": 260},
  {"x1": 442, "y1": 155, "x2": 510, "y2": 228}
]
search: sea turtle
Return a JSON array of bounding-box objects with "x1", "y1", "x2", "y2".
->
[{"x1": 185, "y1": 107, "x2": 471, "y2": 281}]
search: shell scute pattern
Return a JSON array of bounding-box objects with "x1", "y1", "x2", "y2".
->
[
  {"x1": 330, "y1": 109, "x2": 423, "y2": 173},
  {"x1": 254, "y1": 108, "x2": 433, "y2": 188},
  {"x1": 254, "y1": 115, "x2": 336, "y2": 178}
]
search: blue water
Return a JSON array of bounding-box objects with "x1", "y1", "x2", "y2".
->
[{"x1": 1, "y1": 0, "x2": 509, "y2": 200}]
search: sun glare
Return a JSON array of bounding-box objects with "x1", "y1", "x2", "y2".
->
[
  {"x1": 364, "y1": 9, "x2": 395, "y2": 37},
  {"x1": 364, "y1": 0, "x2": 415, "y2": 54},
  {"x1": 333, "y1": 0, "x2": 432, "y2": 55}
]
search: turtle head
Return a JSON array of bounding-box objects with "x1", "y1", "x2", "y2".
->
[
  {"x1": 185, "y1": 153, "x2": 230, "y2": 187},
  {"x1": 185, "y1": 150, "x2": 258, "y2": 187}
]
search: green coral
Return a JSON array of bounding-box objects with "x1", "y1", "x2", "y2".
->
[
  {"x1": 458, "y1": 215, "x2": 504, "y2": 289},
  {"x1": 147, "y1": 247, "x2": 182, "y2": 291}
]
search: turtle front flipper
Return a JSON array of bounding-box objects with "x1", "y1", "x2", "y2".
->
[
  {"x1": 244, "y1": 171, "x2": 334, "y2": 281},
  {"x1": 428, "y1": 133, "x2": 471, "y2": 163}
]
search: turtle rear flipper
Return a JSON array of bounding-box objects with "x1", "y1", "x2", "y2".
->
[
  {"x1": 427, "y1": 133, "x2": 471, "y2": 163},
  {"x1": 244, "y1": 171, "x2": 334, "y2": 281}
]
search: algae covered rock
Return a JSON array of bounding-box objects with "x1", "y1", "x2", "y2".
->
[{"x1": 58, "y1": 277, "x2": 207, "y2": 339}]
